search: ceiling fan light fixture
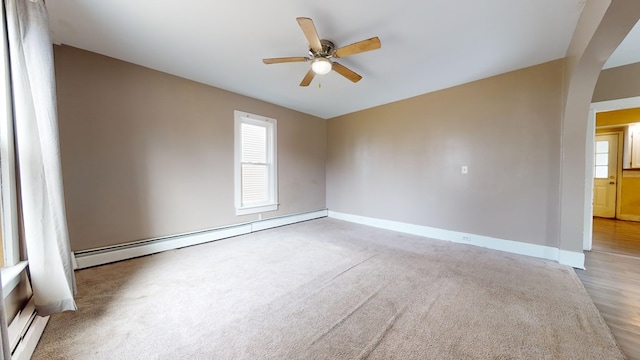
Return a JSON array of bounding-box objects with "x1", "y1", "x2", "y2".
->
[
  {"x1": 311, "y1": 57, "x2": 332, "y2": 75},
  {"x1": 261, "y1": 17, "x2": 380, "y2": 86}
]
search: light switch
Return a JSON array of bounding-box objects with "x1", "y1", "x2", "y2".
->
[{"x1": 461, "y1": 165, "x2": 468, "y2": 174}]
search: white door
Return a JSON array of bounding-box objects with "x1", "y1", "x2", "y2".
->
[{"x1": 593, "y1": 134, "x2": 619, "y2": 218}]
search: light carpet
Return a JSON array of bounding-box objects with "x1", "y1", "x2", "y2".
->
[{"x1": 32, "y1": 218, "x2": 624, "y2": 359}]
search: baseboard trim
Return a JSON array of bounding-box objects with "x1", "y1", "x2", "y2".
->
[
  {"x1": 558, "y1": 250, "x2": 586, "y2": 269},
  {"x1": 251, "y1": 210, "x2": 327, "y2": 231},
  {"x1": 328, "y1": 211, "x2": 585, "y2": 269},
  {"x1": 75, "y1": 209, "x2": 328, "y2": 269},
  {"x1": 617, "y1": 214, "x2": 640, "y2": 222}
]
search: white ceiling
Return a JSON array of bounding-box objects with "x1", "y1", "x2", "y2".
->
[
  {"x1": 603, "y1": 19, "x2": 640, "y2": 70},
  {"x1": 47, "y1": 0, "x2": 586, "y2": 119}
]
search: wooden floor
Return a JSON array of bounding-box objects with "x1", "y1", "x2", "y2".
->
[
  {"x1": 592, "y1": 217, "x2": 640, "y2": 257},
  {"x1": 576, "y1": 218, "x2": 640, "y2": 360}
]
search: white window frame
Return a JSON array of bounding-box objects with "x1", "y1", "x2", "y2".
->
[
  {"x1": 0, "y1": 3, "x2": 20, "y2": 268},
  {"x1": 1, "y1": 1, "x2": 28, "y2": 300},
  {"x1": 234, "y1": 110, "x2": 278, "y2": 216}
]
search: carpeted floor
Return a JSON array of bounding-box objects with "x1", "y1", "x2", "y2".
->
[{"x1": 32, "y1": 218, "x2": 624, "y2": 359}]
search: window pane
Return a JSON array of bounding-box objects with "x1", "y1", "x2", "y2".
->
[
  {"x1": 235, "y1": 111, "x2": 277, "y2": 215},
  {"x1": 595, "y1": 154, "x2": 608, "y2": 166},
  {"x1": 595, "y1": 165, "x2": 608, "y2": 179},
  {"x1": 241, "y1": 123, "x2": 266, "y2": 163},
  {"x1": 595, "y1": 141, "x2": 608, "y2": 154},
  {"x1": 242, "y1": 164, "x2": 267, "y2": 204}
]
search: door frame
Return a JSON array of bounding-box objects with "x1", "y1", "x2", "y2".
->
[
  {"x1": 586, "y1": 96, "x2": 640, "y2": 251},
  {"x1": 594, "y1": 130, "x2": 624, "y2": 218}
]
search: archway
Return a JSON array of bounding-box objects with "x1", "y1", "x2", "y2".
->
[{"x1": 559, "y1": 0, "x2": 640, "y2": 268}]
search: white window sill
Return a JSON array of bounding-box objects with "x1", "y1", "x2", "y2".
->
[
  {"x1": 2, "y1": 261, "x2": 28, "y2": 298},
  {"x1": 236, "y1": 203, "x2": 278, "y2": 216}
]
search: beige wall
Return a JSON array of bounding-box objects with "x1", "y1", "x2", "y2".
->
[
  {"x1": 558, "y1": 0, "x2": 613, "y2": 254},
  {"x1": 327, "y1": 60, "x2": 563, "y2": 247},
  {"x1": 53, "y1": 0, "x2": 640, "y2": 260},
  {"x1": 593, "y1": 62, "x2": 640, "y2": 102},
  {"x1": 54, "y1": 45, "x2": 326, "y2": 251}
]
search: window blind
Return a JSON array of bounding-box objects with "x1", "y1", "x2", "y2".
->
[{"x1": 241, "y1": 123, "x2": 268, "y2": 205}]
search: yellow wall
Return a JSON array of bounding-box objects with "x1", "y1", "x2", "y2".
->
[
  {"x1": 596, "y1": 108, "x2": 640, "y2": 127},
  {"x1": 620, "y1": 173, "x2": 640, "y2": 219}
]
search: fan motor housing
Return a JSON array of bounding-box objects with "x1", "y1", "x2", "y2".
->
[{"x1": 309, "y1": 39, "x2": 335, "y2": 57}]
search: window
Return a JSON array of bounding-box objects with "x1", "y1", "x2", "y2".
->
[
  {"x1": 594, "y1": 140, "x2": 609, "y2": 179},
  {"x1": 0, "y1": 5, "x2": 19, "y2": 268},
  {"x1": 234, "y1": 111, "x2": 278, "y2": 215}
]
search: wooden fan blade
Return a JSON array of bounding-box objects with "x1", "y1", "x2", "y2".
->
[
  {"x1": 296, "y1": 17, "x2": 322, "y2": 52},
  {"x1": 300, "y1": 68, "x2": 316, "y2": 87},
  {"x1": 332, "y1": 62, "x2": 362, "y2": 83},
  {"x1": 334, "y1": 37, "x2": 381, "y2": 58},
  {"x1": 263, "y1": 57, "x2": 308, "y2": 64}
]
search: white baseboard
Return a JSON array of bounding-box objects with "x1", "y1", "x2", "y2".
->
[
  {"x1": 251, "y1": 210, "x2": 327, "y2": 231},
  {"x1": 328, "y1": 211, "x2": 585, "y2": 269},
  {"x1": 558, "y1": 250, "x2": 586, "y2": 269},
  {"x1": 75, "y1": 209, "x2": 328, "y2": 269},
  {"x1": 74, "y1": 209, "x2": 585, "y2": 269}
]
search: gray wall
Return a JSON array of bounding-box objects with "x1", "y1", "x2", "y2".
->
[
  {"x1": 54, "y1": 45, "x2": 326, "y2": 251},
  {"x1": 327, "y1": 60, "x2": 563, "y2": 248}
]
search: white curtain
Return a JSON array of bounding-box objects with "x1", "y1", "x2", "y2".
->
[{"x1": 5, "y1": 0, "x2": 76, "y2": 316}]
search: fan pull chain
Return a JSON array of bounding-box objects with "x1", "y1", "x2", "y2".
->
[{"x1": 318, "y1": 82, "x2": 321, "y2": 88}]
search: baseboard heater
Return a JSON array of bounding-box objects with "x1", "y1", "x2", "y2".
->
[
  {"x1": 9, "y1": 298, "x2": 49, "y2": 360},
  {"x1": 74, "y1": 209, "x2": 328, "y2": 269}
]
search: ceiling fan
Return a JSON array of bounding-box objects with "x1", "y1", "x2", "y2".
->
[{"x1": 262, "y1": 17, "x2": 381, "y2": 87}]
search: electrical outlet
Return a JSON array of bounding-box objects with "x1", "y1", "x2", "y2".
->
[
  {"x1": 461, "y1": 165, "x2": 468, "y2": 174},
  {"x1": 461, "y1": 235, "x2": 471, "y2": 242}
]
